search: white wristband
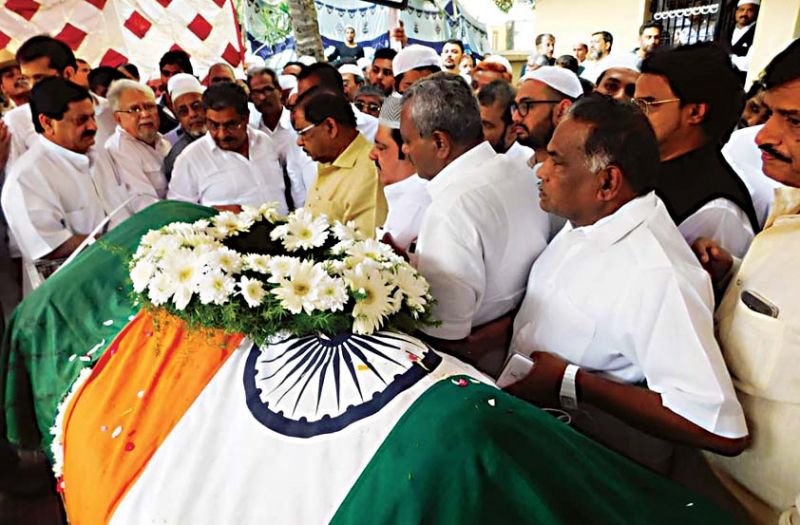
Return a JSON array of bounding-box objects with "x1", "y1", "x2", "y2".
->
[{"x1": 559, "y1": 364, "x2": 580, "y2": 411}]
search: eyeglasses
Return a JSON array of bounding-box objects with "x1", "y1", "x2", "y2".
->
[
  {"x1": 295, "y1": 122, "x2": 321, "y2": 137},
  {"x1": 176, "y1": 101, "x2": 203, "y2": 118},
  {"x1": 207, "y1": 119, "x2": 245, "y2": 133},
  {"x1": 510, "y1": 99, "x2": 561, "y2": 117},
  {"x1": 354, "y1": 101, "x2": 380, "y2": 113},
  {"x1": 116, "y1": 103, "x2": 158, "y2": 116},
  {"x1": 631, "y1": 97, "x2": 681, "y2": 115}
]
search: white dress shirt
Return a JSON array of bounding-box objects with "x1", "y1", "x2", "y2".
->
[
  {"x1": 377, "y1": 174, "x2": 430, "y2": 251},
  {"x1": 678, "y1": 198, "x2": 754, "y2": 258},
  {"x1": 511, "y1": 192, "x2": 747, "y2": 438},
  {"x1": 504, "y1": 141, "x2": 534, "y2": 166},
  {"x1": 105, "y1": 126, "x2": 171, "y2": 209},
  {"x1": 1, "y1": 135, "x2": 132, "y2": 260},
  {"x1": 168, "y1": 129, "x2": 289, "y2": 215},
  {"x1": 3, "y1": 93, "x2": 116, "y2": 169},
  {"x1": 249, "y1": 108, "x2": 309, "y2": 208},
  {"x1": 416, "y1": 141, "x2": 550, "y2": 340},
  {"x1": 723, "y1": 124, "x2": 785, "y2": 228},
  {"x1": 730, "y1": 23, "x2": 755, "y2": 72}
]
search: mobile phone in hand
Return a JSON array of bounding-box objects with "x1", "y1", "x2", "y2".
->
[{"x1": 496, "y1": 352, "x2": 535, "y2": 388}]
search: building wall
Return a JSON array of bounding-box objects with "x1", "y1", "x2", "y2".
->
[
  {"x1": 532, "y1": 0, "x2": 649, "y2": 59},
  {"x1": 746, "y1": 0, "x2": 800, "y2": 86}
]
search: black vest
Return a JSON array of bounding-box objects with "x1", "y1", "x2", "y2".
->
[
  {"x1": 731, "y1": 24, "x2": 756, "y2": 57},
  {"x1": 656, "y1": 145, "x2": 760, "y2": 234}
]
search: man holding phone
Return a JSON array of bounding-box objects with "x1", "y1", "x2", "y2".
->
[
  {"x1": 504, "y1": 95, "x2": 747, "y2": 476},
  {"x1": 692, "y1": 40, "x2": 800, "y2": 523}
]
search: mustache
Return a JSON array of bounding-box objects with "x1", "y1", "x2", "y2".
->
[
  {"x1": 82, "y1": 130, "x2": 96, "y2": 139},
  {"x1": 759, "y1": 144, "x2": 791, "y2": 163}
]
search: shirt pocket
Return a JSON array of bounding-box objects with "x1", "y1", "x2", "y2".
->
[
  {"x1": 63, "y1": 207, "x2": 95, "y2": 235},
  {"x1": 719, "y1": 291, "x2": 785, "y2": 393},
  {"x1": 531, "y1": 291, "x2": 597, "y2": 365}
]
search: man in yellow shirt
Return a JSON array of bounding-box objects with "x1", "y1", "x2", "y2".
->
[
  {"x1": 293, "y1": 90, "x2": 386, "y2": 236},
  {"x1": 693, "y1": 39, "x2": 800, "y2": 524}
]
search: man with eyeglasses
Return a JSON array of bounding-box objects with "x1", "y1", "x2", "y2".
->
[
  {"x1": 634, "y1": 43, "x2": 759, "y2": 259},
  {"x1": 168, "y1": 82, "x2": 288, "y2": 214},
  {"x1": 512, "y1": 66, "x2": 582, "y2": 167},
  {"x1": 353, "y1": 85, "x2": 385, "y2": 118},
  {"x1": 1, "y1": 77, "x2": 132, "y2": 265},
  {"x1": 248, "y1": 67, "x2": 312, "y2": 209},
  {"x1": 105, "y1": 80, "x2": 172, "y2": 207},
  {"x1": 163, "y1": 74, "x2": 206, "y2": 181},
  {"x1": 4, "y1": 36, "x2": 116, "y2": 170},
  {"x1": 294, "y1": 90, "x2": 386, "y2": 236}
]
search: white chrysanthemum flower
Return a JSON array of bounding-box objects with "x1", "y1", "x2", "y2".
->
[
  {"x1": 346, "y1": 265, "x2": 394, "y2": 335},
  {"x1": 148, "y1": 272, "x2": 175, "y2": 306},
  {"x1": 140, "y1": 229, "x2": 163, "y2": 247},
  {"x1": 212, "y1": 211, "x2": 250, "y2": 237},
  {"x1": 172, "y1": 284, "x2": 194, "y2": 310},
  {"x1": 243, "y1": 253, "x2": 271, "y2": 274},
  {"x1": 259, "y1": 202, "x2": 281, "y2": 222},
  {"x1": 130, "y1": 260, "x2": 156, "y2": 293},
  {"x1": 266, "y1": 255, "x2": 300, "y2": 283},
  {"x1": 331, "y1": 240, "x2": 354, "y2": 256},
  {"x1": 239, "y1": 276, "x2": 266, "y2": 308},
  {"x1": 149, "y1": 236, "x2": 183, "y2": 261},
  {"x1": 269, "y1": 224, "x2": 289, "y2": 242},
  {"x1": 325, "y1": 259, "x2": 347, "y2": 275},
  {"x1": 205, "y1": 247, "x2": 243, "y2": 274},
  {"x1": 280, "y1": 209, "x2": 329, "y2": 251},
  {"x1": 347, "y1": 239, "x2": 401, "y2": 264},
  {"x1": 332, "y1": 220, "x2": 362, "y2": 242},
  {"x1": 198, "y1": 270, "x2": 236, "y2": 305},
  {"x1": 317, "y1": 275, "x2": 348, "y2": 312},
  {"x1": 238, "y1": 206, "x2": 261, "y2": 225},
  {"x1": 164, "y1": 222, "x2": 196, "y2": 237},
  {"x1": 163, "y1": 249, "x2": 204, "y2": 287},
  {"x1": 271, "y1": 260, "x2": 326, "y2": 314},
  {"x1": 394, "y1": 264, "x2": 429, "y2": 311}
]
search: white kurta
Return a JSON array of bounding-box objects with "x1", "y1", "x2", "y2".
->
[
  {"x1": 3, "y1": 94, "x2": 116, "y2": 169},
  {"x1": 504, "y1": 141, "x2": 534, "y2": 167},
  {"x1": 1, "y1": 136, "x2": 132, "y2": 260},
  {"x1": 105, "y1": 126, "x2": 171, "y2": 209},
  {"x1": 377, "y1": 174, "x2": 430, "y2": 251},
  {"x1": 249, "y1": 109, "x2": 309, "y2": 208},
  {"x1": 722, "y1": 124, "x2": 785, "y2": 228},
  {"x1": 416, "y1": 141, "x2": 550, "y2": 340},
  {"x1": 168, "y1": 129, "x2": 289, "y2": 215},
  {"x1": 510, "y1": 192, "x2": 747, "y2": 438}
]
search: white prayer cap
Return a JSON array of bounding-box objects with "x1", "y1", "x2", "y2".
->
[
  {"x1": 357, "y1": 57, "x2": 372, "y2": 71},
  {"x1": 338, "y1": 64, "x2": 364, "y2": 80},
  {"x1": 245, "y1": 56, "x2": 266, "y2": 75},
  {"x1": 592, "y1": 54, "x2": 641, "y2": 83},
  {"x1": 378, "y1": 93, "x2": 403, "y2": 130},
  {"x1": 737, "y1": 0, "x2": 759, "y2": 6},
  {"x1": 278, "y1": 74, "x2": 297, "y2": 91},
  {"x1": 393, "y1": 44, "x2": 440, "y2": 76},
  {"x1": 520, "y1": 66, "x2": 583, "y2": 99},
  {"x1": 482, "y1": 54, "x2": 512, "y2": 74},
  {"x1": 298, "y1": 55, "x2": 317, "y2": 66},
  {"x1": 167, "y1": 73, "x2": 204, "y2": 102}
]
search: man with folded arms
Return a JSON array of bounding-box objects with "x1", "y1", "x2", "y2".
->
[
  {"x1": 402, "y1": 74, "x2": 549, "y2": 371},
  {"x1": 105, "y1": 80, "x2": 171, "y2": 208},
  {"x1": 2, "y1": 77, "x2": 131, "y2": 264},
  {"x1": 506, "y1": 95, "x2": 747, "y2": 476},
  {"x1": 169, "y1": 82, "x2": 288, "y2": 214}
]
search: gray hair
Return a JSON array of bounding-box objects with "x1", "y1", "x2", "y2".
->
[
  {"x1": 107, "y1": 79, "x2": 155, "y2": 111},
  {"x1": 401, "y1": 72, "x2": 482, "y2": 145},
  {"x1": 209, "y1": 62, "x2": 236, "y2": 77}
]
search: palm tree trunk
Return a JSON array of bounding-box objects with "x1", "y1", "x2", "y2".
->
[{"x1": 287, "y1": 0, "x2": 325, "y2": 61}]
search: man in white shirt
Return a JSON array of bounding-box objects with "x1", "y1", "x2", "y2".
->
[
  {"x1": 400, "y1": 73, "x2": 549, "y2": 370},
  {"x1": 369, "y1": 93, "x2": 430, "y2": 251},
  {"x1": 169, "y1": 82, "x2": 288, "y2": 214},
  {"x1": 580, "y1": 30, "x2": 613, "y2": 81},
  {"x1": 296, "y1": 63, "x2": 377, "y2": 142},
  {"x1": 105, "y1": 80, "x2": 171, "y2": 209},
  {"x1": 729, "y1": 0, "x2": 760, "y2": 77},
  {"x1": 4, "y1": 36, "x2": 115, "y2": 169},
  {"x1": 507, "y1": 95, "x2": 747, "y2": 468},
  {"x1": 693, "y1": 39, "x2": 800, "y2": 523},
  {"x1": 1, "y1": 77, "x2": 131, "y2": 264},
  {"x1": 635, "y1": 43, "x2": 759, "y2": 258},
  {"x1": 248, "y1": 67, "x2": 307, "y2": 208},
  {"x1": 477, "y1": 79, "x2": 532, "y2": 163}
]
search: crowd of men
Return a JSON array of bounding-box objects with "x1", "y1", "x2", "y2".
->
[{"x1": 1, "y1": 0, "x2": 799, "y2": 521}]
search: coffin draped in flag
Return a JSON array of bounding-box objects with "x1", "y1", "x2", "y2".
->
[{"x1": 1, "y1": 201, "x2": 736, "y2": 524}]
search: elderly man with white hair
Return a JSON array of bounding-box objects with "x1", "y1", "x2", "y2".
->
[{"x1": 105, "y1": 79, "x2": 171, "y2": 207}]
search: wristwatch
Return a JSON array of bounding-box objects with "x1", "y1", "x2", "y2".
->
[{"x1": 559, "y1": 364, "x2": 580, "y2": 410}]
